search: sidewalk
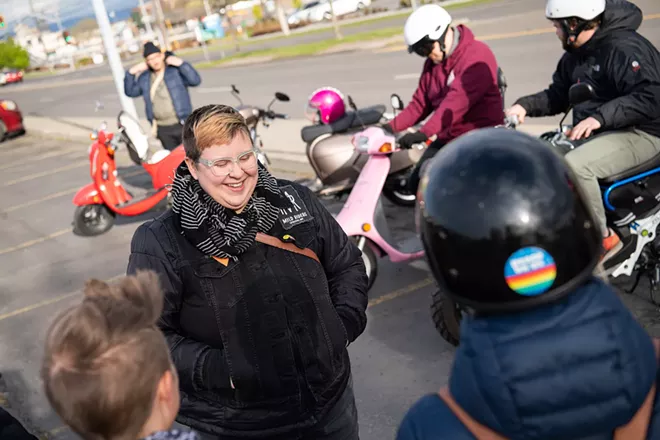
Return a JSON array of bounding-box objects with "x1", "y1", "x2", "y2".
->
[{"x1": 24, "y1": 114, "x2": 557, "y2": 167}]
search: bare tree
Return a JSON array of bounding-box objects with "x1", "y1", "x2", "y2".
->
[
  {"x1": 275, "y1": 0, "x2": 290, "y2": 36},
  {"x1": 327, "y1": 0, "x2": 342, "y2": 40}
]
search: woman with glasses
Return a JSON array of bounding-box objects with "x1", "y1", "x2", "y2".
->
[
  {"x1": 127, "y1": 104, "x2": 368, "y2": 440},
  {"x1": 385, "y1": 4, "x2": 504, "y2": 194}
]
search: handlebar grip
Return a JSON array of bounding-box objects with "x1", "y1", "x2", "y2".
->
[{"x1": 504, "y1": 114, "x2": 520, "y2": 126}]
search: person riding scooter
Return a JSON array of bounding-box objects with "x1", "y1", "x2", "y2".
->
[
  {"x1": 506, "y1": 0, "x2": 660, "y2": 261},
  {"x1": 397, "y1": 127, "x2": 660, "y2": 439},
  {"x1": 385, "y1": 4, "x2": 504, "y2": 194}
]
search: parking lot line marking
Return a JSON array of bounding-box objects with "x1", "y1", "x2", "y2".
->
[
  {"x1": 0, "y1": 228, "x2": 69, "y2": 256},
  {"x1": 0, "y1": 148, "x2": 82, "y2": 171},
  {"x1": 195, "y1": 86, "x2": 233, "y2": 93},
  {"x1": 0, "y1": 291, "x2": 81, "y2": 322},
  {"x1": 0, "y1": 272, "x2": 429, "y2": 323},
  {"x1": 368, "y1": 277, "x2": 434, "y2": 307},
  {"x1": 2, "y1": 188, "x2": 79, "y2": 213},
  {"x1": 394, "y1": 73, "x2": 420, "y2": 80},
  {"x1": 1, "y1": 161, "x2": 88, "y2": 188},
  {"x1": 1, "y1": 169, "x2": 148, "y2": 214},
  {"x1": 47, "y1": 425, "x2": 70, "y2": 436},
  {"x1": 0, "y1": 274, "x2": 123, "y2": 323}
]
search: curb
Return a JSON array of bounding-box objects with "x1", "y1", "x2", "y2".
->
[{"x1": 26, "y1": 127, "x2": 91, "y2": 144}]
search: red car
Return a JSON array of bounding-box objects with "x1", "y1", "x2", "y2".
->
[
  {"x1": 2, "y1": 69, "x2": 24, "y2": 85},
  {"x1": 0, "y1": 99, "x2": 25, "y2": 140}
]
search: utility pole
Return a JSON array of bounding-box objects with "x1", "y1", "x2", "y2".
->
[
  {"x1": 138, "y1": 0, "x2": 155, "y2": 37},
  {"x1": 203, "y1": 0, "x2": 213, "y2": 17},
  {"x1": 153, "y1": 0, "x2": 169, "y2": 49},
  {"x1": 91, "y1": 0, "x2": 139, "y2": 120},
  {"x1": 53, "y1": 8, "x2": 63, "y2": 32},
  {"x1": 28, "y1": 0, "x2": 43, "y2": 46}
]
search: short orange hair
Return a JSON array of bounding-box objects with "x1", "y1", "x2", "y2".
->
[
  {"x1": 41, "y1": 271, "x2": 173, "y2": 440},
  {"x1": 183, "y1": 104, "x2": 251, "y2": 162}
]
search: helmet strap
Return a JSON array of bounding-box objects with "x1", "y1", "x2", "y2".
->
[
  {"x1": 437, "y1": 26, "x2": 450, "y2": 60},
  {"x1": 560, "y1": 18, "x2": 588, "y2": 49}
]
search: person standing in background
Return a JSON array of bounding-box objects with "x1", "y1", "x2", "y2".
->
[{"x1": 124, "y1": 42, "x2": 202, "y2": 151}]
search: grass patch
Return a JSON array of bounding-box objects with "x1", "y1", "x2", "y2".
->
[
  {"x1": 24, "y1": 70, "x2": 60, "y2": 79},
  {"x1": 195, "y1": 25, "x2": 402, "y2": 68},
  {"x1": 181, "y1": 0, "x2": 495, "y2": 57}
]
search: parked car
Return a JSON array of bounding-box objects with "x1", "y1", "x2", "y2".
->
[
  {"x1": 288, "y1": 1, "x2": 322, "y2": 25},
  {"x1": 0, "y1": 99, "x2": 25, "y2": 140},
  {"x1": 306, "y1": 0, "x2": 370, "y2": 22},
  {"x1": 1, "y1": 69, "x2": 23, "y2": 85}
]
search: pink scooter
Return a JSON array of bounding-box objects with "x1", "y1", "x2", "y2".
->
[{"x1": 334, "y1": 106, "x2": 428, "y2": 291}]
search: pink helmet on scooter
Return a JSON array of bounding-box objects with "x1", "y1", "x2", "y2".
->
[{"x1": 305, "y1": 87, "x2": 346, "y2": 125}]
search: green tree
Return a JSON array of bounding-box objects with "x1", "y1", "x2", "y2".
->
[
  {"x1": 131, "y1": 10, "x2": 144, "y2": 28},
  {"x1": 0, "y1": 39, "x2": 29, "y2": 70}
]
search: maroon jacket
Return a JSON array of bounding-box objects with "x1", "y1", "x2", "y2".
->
[{"x1": 389, "y1": 25, "x2": 503, "y2": 143}]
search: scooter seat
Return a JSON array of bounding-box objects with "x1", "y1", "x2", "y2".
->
[
  {"x1": 300, "y1": 104, "x2": 387, "y2": 144},
  {"x1": 599, "y1": 151, "x2": 660, "y2": 184},
  {"x1": 148, "y1": 149, "x2": 171, "y2": 164}
]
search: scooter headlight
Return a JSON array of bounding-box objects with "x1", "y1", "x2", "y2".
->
[{"x1": 353, "y1": 135, "x2": 369, "y2": 153}]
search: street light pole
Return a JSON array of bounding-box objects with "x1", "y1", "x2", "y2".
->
[
  {"x1": 138, "y1": 0, "x2": 155, "y2": 37},
  {"x1": 91, "y1": 0, "x2": 138, "y2": 120},
  {"x1": 153, "y1": 0, "x2": 169, "y2": 49}
]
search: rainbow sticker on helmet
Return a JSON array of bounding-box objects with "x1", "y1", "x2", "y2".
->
[{"x1": 504, "y1": 247, "x2": 557, "y2": 296}]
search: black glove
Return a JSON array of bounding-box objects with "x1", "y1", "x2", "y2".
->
[{"x1": 398, "y1": 131, "x2": 428, "y2": 149}]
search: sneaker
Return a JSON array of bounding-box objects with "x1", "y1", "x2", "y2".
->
[{"x1": 601, "y1": 232, "x2": 622, "y2": 262}]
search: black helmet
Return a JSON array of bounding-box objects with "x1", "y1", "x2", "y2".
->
[{"x1": 417, "y1": 128, "x2": 602, "y2": 314}]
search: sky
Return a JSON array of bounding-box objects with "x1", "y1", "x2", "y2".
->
[{"x1": 1, "y1": 0, "x2": 137, "y2": 30}]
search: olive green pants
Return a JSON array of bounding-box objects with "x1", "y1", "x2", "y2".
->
[{"x1": 565, "y1": 129, "x2": 660, "y2": 236}]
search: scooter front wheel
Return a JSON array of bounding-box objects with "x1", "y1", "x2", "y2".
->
[
  {"x1": 383, "y1": 170, "x2": 416, "y2": 207},
  {"x1": 430, "y1": 288, "x2": 462, "y2": 347},
  {"x1": 352, "y1": 237, "x2": 378, "y2": 292},
  {"x1": 383, "y1": 187, "x2": 416, "y2": 207},
  {"x1": 72, "y1": 204, "x2": 116, "y2": 237}
]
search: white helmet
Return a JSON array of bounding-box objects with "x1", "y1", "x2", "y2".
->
[
  {"x1": 404, "y1": 4, "x2": 452, "y2": 56},
  {"x1": 545, "y1": 0, "x2": 605, "y2": 21}
]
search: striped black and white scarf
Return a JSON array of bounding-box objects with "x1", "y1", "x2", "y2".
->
[{"x1": 170, "y1": 162, "x2": 288, "y2": 260}]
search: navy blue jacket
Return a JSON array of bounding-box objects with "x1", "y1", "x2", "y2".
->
[
  {"x1": 397, "y1": 278, "x2": 660, "y2": 439},
  {"x1": 123, "y1": 62, "x2": 201, "y2": 125}
]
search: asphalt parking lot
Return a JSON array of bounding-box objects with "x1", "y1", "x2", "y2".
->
[{"x1": 2, "y1": 131, "x2": 660, "y2": 439}]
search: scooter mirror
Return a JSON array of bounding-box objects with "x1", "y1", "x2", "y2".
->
[
  {"x1": 568, "y1": 83, "x2": 595, "y2": 106},
  {"x1": 390, "y1": 94, "x2": 404, "y2": 111},
  {"x1": 275, "y1": 92, "x2": 290, "y2": 102},
  {"x1": 347, "y1": 95, "x2": 358, "y2": 112},
  {"x1": 231, "y1": 84, "x2": 240, "y2": 94}
]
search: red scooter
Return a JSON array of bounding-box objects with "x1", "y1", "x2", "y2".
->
[{"x1": 72, "y1": 111, "x2": 184, "y2": 236}]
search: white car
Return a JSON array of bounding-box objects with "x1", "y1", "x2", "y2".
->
[
  {"x1": 288, "y1": 1, "x2": 322, "y2": 25},
  {"x1": 306, "y1": 0, "x2": 371, "y2": 22}
]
